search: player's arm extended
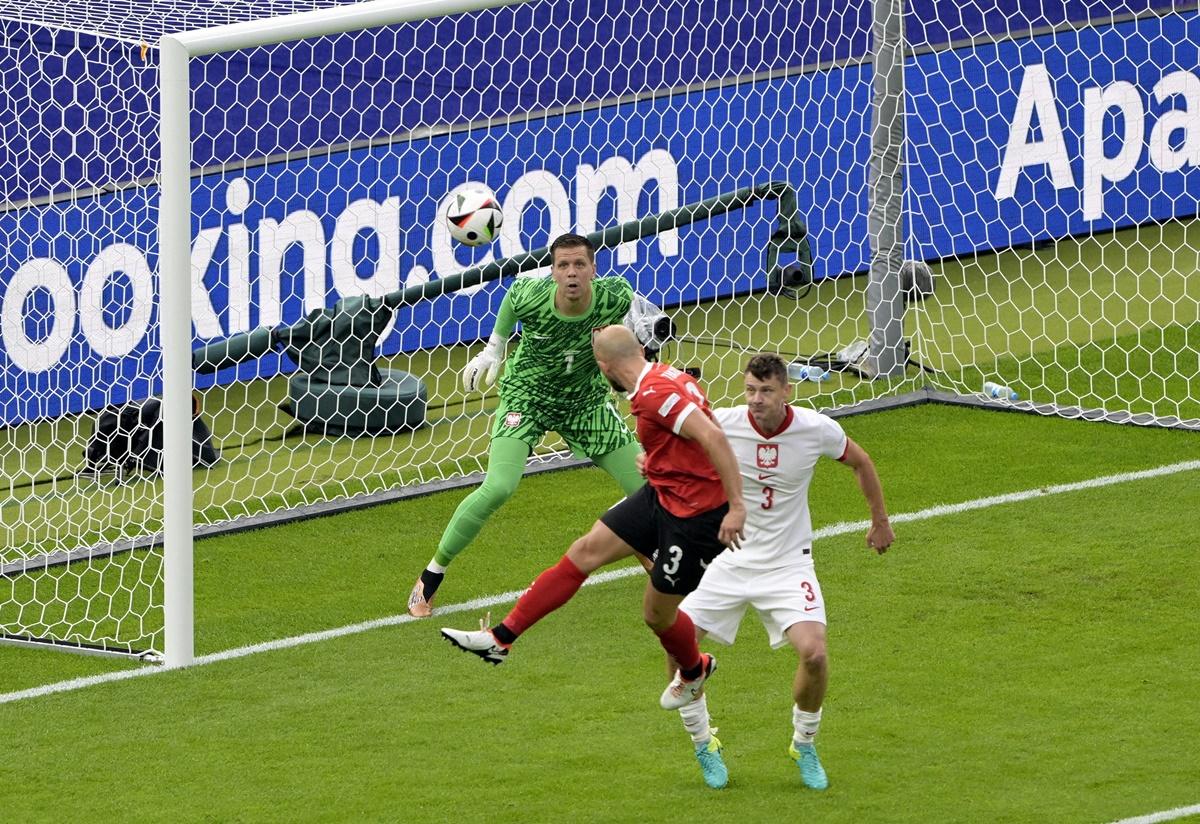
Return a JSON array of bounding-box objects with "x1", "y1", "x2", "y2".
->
[
  {"x1": 462, "y1": 292, "x2": 517, "y2": 392},
  {"x1": 840, "y1": 438, "x2": 893, "y2": 553},
  {"x1": 678, "y1": 411, "x2": 746, "y2": 549}
]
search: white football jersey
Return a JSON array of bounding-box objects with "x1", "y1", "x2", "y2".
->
[{"x1": 712, "y1": 404, "x2": 847, "y2": 568}]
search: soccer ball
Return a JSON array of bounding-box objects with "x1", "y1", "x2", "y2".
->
[{"x1": 446, "y1": 187, "x2": 504, "y2": 247}]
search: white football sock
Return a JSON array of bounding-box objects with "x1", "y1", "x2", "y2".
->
[
  {"x1": 678, "y1": 695, "x2": 712, "y2": 749},
  {"x1": 793, "y1": 705, "x2": 822, "y2": 747},
  {"x1": 425, "y1": 561, "x2": 447, "y2": 574}
]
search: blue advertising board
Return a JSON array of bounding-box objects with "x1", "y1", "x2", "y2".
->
[
  {"x1": 0, "y1": 9, "x2": 1196, "y2": 424},
  {"x1": 2, "y1": 1, "x2": 1179, "y2": 205},
  {"x1": 906, "y1": 12, "x2": 1200, "y2": 258}
]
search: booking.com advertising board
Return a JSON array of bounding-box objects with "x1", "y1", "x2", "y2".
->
[{"x1": 1, "y1": 12, "x2": 1197, "y2": 425}]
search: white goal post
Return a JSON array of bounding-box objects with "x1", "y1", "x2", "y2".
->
[
  {"x1": 159, "y1": 1, "x2": 535, "y2": 671},
  {"x1": 157, "y1": 0, "x2": 530, "y2": 670}
]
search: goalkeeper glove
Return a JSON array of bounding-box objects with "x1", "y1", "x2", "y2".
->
[
  {"x1": 624, "y1": 293, "x2": 675, "y2": 356},
  {"x1": 462, "y1": 333, "x2": 506, "y2": 392}
]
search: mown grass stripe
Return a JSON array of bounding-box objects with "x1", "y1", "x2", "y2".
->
[{"x1": 1, "y1": 458, "x2": 1196, "y2": 707}]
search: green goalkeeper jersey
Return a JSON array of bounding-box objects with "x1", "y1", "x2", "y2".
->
[{"x1": 496, "y1": 274, "x2": 633, "y2": 415}]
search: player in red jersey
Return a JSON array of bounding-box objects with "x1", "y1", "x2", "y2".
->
[{"x1": 442, "y1": 326, "x2": 745, "y2": 731}]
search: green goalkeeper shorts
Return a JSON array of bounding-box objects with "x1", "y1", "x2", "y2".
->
[{"x1": 490, "y1": 396, "x2": 636, "y2": 458}]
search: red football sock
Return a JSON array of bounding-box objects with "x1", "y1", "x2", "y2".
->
[
  {"x1": 497, "y1": 554, "x2": 588, "y2": 640},
  {"x1": 655, "y1": 610, "x2": 702, "y2": 674}
]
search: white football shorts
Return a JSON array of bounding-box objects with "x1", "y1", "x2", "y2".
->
[{"x1": 680, "y1": 555, "x2": 826, "y2": 649}]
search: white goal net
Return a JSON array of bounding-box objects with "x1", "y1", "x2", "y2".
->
[{"x1": 1, "y1": 0, "x2": 1196, "y2": 658}]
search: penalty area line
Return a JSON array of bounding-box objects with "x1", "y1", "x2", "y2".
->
[{"x1": 1, "y1": 458, "x2": 1197, "y2": 707}]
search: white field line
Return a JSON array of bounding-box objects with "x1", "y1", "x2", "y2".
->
[
  {"x1": 1, "y1": 458, "x2": 1197, "y2": 708},
  {"x1": 1106, "y1": 804, "x2": 1200, "y2": 824}
]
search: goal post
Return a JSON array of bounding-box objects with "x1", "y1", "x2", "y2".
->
[
  {"x1": 158, "y1": 0, "x2": 534, "y2": 667},
  {"x1": 159, "y1": 32, "x2": 192, "y2": 668},
  {"x1": 865, "y1": 0, "x2": 907, "y2": 380}
]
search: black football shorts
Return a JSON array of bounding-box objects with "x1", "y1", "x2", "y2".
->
[{"x1": 600, "y1": 483, "x2": 729, "y2": 595}]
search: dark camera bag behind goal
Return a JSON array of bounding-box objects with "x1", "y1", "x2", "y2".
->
[{"x1": 85, "y1": 397, "x2": 220, "y2": 475}]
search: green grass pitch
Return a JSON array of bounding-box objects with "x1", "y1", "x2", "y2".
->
[{"x1": 1, "y1": 404, "x2": 1197, "y2": 823}]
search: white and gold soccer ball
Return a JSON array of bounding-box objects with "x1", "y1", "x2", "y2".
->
[{"x1": 446, "y1": 187, "x2": 504, "y2": 247}]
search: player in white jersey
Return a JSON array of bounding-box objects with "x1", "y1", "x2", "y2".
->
[{"x1": 671, "y1": 353, "x2": 893, "y2": 791}]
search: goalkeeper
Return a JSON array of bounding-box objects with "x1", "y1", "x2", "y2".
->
[{"x1": 408, "y1": 232, "x2": 671, "y2": 617}]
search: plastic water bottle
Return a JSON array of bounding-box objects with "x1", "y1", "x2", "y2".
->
[
  {"x1": 983, "y1": 380, "x2": 1018, "y2": 401},
  {"x1": 788, "y1": 363, "x2": 829, "y2": 383}
]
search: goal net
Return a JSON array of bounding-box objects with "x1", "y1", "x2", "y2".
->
[{"x1": 1, "y1": 0, "x2": 1196, "y2": 659}]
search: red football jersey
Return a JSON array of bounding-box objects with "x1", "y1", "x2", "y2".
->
[{"x1": 628, "y1": 362, "x2": 726, "y2": 517}]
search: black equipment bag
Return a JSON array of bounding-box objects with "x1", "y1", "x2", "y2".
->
[{"x1": 85, "y1": 398, "x2": 220, "y2": 475}]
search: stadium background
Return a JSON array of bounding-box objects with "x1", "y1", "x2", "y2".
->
[{"x1": 0, "y1": 0, "x2": 1192, "y2": 425}]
